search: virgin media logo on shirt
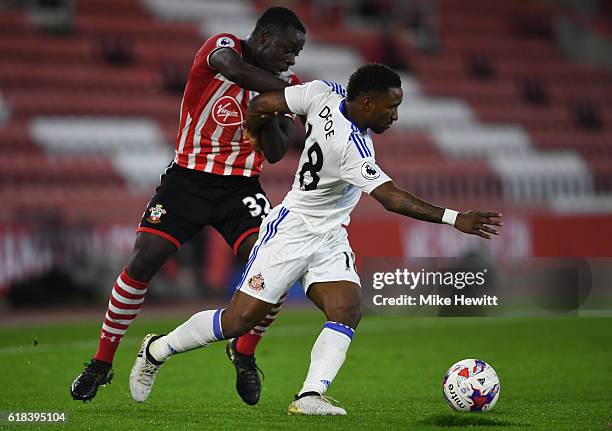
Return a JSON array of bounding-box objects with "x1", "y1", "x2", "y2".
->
[{"x1": 212, "y1": 95, "x2": 243, "y2": 127}]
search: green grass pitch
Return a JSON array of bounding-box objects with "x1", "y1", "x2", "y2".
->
[{"x1": 1, "y1": 310, "x2": 610, "y2": 430}]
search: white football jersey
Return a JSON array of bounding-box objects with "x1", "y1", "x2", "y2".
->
[{"x1": 282, "y1": 80, "x2": 392, "y2": 234}]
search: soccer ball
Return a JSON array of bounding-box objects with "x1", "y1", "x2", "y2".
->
[{"x1": 442, "y1": 359, "x2": 500, "y2": 412}]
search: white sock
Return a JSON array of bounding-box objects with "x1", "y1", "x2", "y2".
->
[
  {"x1": 149, "y1": 309, "x2": 224, "y2": 362},
  {"x1": 299, "y1": 321, "x2": 354, "y2": 396}
]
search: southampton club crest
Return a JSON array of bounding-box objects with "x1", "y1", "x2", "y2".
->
[
  {"x1": 147, "y1": 204, "x2": 167, "y2": 224},
  {"x1": 248, "y1": 273, "x2": 265, "y2": 292}
]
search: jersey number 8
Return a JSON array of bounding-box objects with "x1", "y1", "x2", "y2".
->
[{"x1": 299, "y1": 123, "x2": 324, "y2": 191}]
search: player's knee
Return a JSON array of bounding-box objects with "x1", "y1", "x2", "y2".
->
[
  {"x1": 126, "y1": 254, "x2": 156, "y2": 282},
  {"x1": 126, "y1": 249, "x2": 167, "y2": 281},
  {"x1": 127, "y1": 235, "x2": 176, "y2": 281}
]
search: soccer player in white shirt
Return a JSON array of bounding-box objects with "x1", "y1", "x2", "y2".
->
[{"x1": 129, "y1": 64, "x2": 502, "y2": 415}]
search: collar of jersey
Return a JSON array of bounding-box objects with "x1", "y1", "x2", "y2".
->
[{"x1": 339, "y1": 99, "x2": 366, "y2": 134}]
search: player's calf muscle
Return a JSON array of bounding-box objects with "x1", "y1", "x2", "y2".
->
[
  {"x1": 221, "y1": 299, "x2": 273, "y2": 338},
  {"x1": 309, "y1": 282, "x2": 362, "y2": 328},
  {"x1": 324, "y1": 305, "x2": 361, "y2": 329},
  {"x1": 221, "y1": 314, "x2": 263, "y2": 339}
]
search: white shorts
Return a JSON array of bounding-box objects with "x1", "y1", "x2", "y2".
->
[{"x1": 236, "y1": 206, "x2": 361, "y2": 304}]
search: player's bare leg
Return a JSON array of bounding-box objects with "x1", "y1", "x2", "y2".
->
[
  {"x1": 70, "y1": 233, "x2": 176, "y2": 402},
  {"x1": 227, "y1": 232, "x2": 288, "y2": 405},
  {"x1": 288, "y1": 281, "x2": 361, "y2": 416},
  {"x1": 235, "y1": 233, "x2": 258, "y2": 263},
  {"x1": 307, "y1": 281, "x2": 362, "y2": 329},
  {"x1": 130, "y1": 290, "x2": 274, "y2": 402}
]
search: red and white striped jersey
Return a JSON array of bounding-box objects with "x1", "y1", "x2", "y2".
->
[{"x1": 174, "y1": 33, "x2": 300, "y2": 177}]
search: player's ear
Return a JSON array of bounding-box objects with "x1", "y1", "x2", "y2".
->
[{"x1": 362, "y1": 94, "x2": 374, "y2": 112}]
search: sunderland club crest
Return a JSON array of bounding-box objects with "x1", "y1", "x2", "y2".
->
[
  {"x1": 147, "y1": 204, "x2": 167, "y2": 224},
  {"x1": 248, "y1": 273, "x2": 265, "y2": 292}
]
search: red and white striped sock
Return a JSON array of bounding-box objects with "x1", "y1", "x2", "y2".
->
[
  {"x1": 93, "y1": 269, "x2": 148, "y2": 364},
  {"x1": 235, "y1": 293, "x2": 287, "y2": 356}
]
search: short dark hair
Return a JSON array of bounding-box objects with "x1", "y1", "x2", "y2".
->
[
  {"x1": 253, "y1": 7, "x2": 306, "y2": 36},
  {"x1": 347, "y1": 63, "x2": 401, "y2": 101}
]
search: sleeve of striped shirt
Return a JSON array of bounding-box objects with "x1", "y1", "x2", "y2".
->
[
  {"x1": 202, "y1": 33, "x2": 243, "y2": 69},
  {"x1": 340, "y1": 140, "x2": 392, "y2": 194}
]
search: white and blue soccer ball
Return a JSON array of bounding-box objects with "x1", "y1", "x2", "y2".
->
[{"x1": 442, "y1": 359, "x2": 500, "y2": 412}]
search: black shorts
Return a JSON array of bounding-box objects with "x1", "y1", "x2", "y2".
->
[{"x1": 138, "y1": 163, "x2": 272, "y2": 253}]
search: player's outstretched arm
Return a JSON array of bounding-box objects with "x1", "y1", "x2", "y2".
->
[
  {"x1": 370, "y1": 181, "x2": 503, "y2": 240},
  {"x1": 210, "y1": 50, "x2": 290, "y2": 93}
]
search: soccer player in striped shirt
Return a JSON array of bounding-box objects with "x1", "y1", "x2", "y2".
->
[
  {"x1": 71, "y1": 7, "x2": 305, "y2": 405},
  {"x1": 128, "y1": 64, "x2": 503, "y2": 414}
]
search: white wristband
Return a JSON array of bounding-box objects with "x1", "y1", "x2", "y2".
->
[{"x1": 442, "y1": 209, "x2": 459, "y2": 226}]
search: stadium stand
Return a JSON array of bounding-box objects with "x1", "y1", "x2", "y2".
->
[{"x1": 0, "y1": 0, "x2": 611, "y2": 291}]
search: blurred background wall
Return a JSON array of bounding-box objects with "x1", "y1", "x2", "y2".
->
[{"x1": 0, "y1": 0, "x2": 611, "y2": 311}]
